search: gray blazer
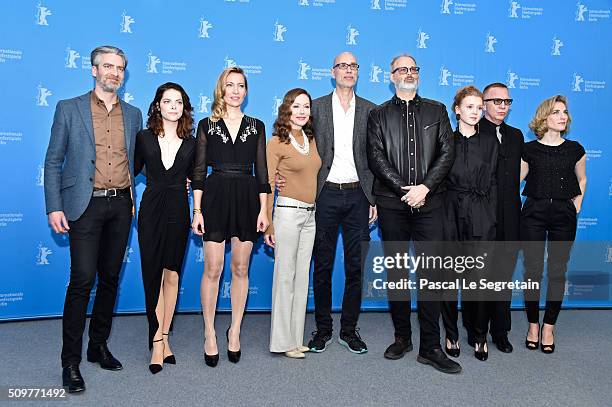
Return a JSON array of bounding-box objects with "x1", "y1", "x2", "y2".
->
[
  {"x1": 44, "y1": 91, "x2": 143, "y2": 221},
  {"x1": 311, "y1": 92, "x2": 376, "y2": 205}
]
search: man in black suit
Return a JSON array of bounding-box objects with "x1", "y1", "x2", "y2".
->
[
  {"x1": 477, "y1": 82, "x2": 524, "y2": 353},
  {"x1": 307, "y1": 52, "x2": 377, "y2": 354}
]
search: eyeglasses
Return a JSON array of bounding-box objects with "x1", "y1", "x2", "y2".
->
[
  {"x1": 391, "y1": 66, "x2": 420, "y2": 75},
  {"x1": 333, "y1": 62, "x2": 360, "y2": 71},
  {"x1": 483, "y1": 98, "x2": 513, "y2": 106}
]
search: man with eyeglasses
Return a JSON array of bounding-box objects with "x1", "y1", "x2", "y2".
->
[
  {"x1": 476, "y1": 82, "x2": 524, "y2": 354},
  {"x1": 367, "y1": 54, "x2": 460, "y2": 373},
  {"x1": 303, "y1": 51, "x2": 377, "y2": 354},
  {"x1": 44, "y1": 45, "x2": 142, "y2": 393}
]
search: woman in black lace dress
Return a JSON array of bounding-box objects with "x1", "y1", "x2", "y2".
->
[
  {"x1": 135, "y1": 82, "x2": 195, "y2": 374},
  {"x1": 191, "y1": 67, "x2": 270, "y2": 366}
]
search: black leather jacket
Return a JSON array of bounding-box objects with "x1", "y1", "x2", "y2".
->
[{"x1": 367, "y1": 94, "x2": 455, "y2": 201}]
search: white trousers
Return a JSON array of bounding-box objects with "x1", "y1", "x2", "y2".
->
[{"x1": 269, "y1": 196, "x2": 316, "y2": 352}]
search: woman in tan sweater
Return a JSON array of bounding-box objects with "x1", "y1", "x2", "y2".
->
[{"x1": 264, "y1": 88, "x2": 322, "y2": 358}]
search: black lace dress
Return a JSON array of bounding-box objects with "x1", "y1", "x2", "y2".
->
[{"x1": 191, "y1": 116, "x2": 271, "y2": 242}]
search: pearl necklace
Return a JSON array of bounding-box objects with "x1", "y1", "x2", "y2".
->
[{"x1": 289, "y1": 130, "x2": 309, "y2": 155}]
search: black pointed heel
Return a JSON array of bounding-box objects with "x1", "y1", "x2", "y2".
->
[
  {"x1": 162, "y1": 333, "x2": 176, "y2": 364},
  {"x1": 149, "y1": 338, "x2": 164, "y2": 374},
  {"x1": 226, "y1": 327, "x2": 241, "y2": 364}
]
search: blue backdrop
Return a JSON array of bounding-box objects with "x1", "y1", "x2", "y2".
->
[{"x1": 1, "y1": 0, "x2": 610, "y2": 320}]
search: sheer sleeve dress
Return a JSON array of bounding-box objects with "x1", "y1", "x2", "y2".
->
[{"x1": 191, "y1": 116, "x2": 271, "y2": 243}]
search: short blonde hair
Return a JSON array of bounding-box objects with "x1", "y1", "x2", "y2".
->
[
  {"x1": 210, "y1": 67, "x2": 248, "y2": 122},
  {"x1": 529, "y1": 95, "x2": 572, "y2": 139}
]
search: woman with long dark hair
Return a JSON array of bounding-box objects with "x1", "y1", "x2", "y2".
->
[
  {"x1": 191, "y1": 67, "x2": 270, "y2": 367},
  {"x1": 264, "y1": 88, "x2": 321, "y2": 358},
  {"x1": 135, "y1": 82, "x2": 196, "y2": 374}
]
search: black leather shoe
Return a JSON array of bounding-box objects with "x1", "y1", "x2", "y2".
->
[
  {"x1": 492, "y1": 335, "x2": 513, "y2": 353},
  {"x1": 62, "y1": 365, "x2": 85, "y2": 393},
  {"x1": 417, "y1": 349, "x2": 462, "y2": 374},
  {"x1": 384, "y1": 336, "x2": 413, "y2": 360},
  {"x1": 86, "y1": 343, "x2": 123, "y2": 371}
]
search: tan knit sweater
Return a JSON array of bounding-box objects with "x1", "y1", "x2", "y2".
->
[{"x1": 266, "y1": 132, "x2": 321, "y2": 235}]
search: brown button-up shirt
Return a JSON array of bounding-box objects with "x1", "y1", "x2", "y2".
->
[{"x1": 90, "y1": 92, "x2": 130, "y2": 189}]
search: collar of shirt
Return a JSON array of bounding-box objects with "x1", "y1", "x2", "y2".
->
[
  {"x1": 332, "y1": 89, "x2": 355, "y2": 114},
  {"x1": 91, "y1": 91, "x2": 119, "y2": 108}
]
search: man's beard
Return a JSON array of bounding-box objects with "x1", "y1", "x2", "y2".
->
[
  {"x1": 397, "y1": 79, "x2": 418, "y2": 92},
  {"x1": 99, "y1": 77, "x2": 122, "y2": 92}
]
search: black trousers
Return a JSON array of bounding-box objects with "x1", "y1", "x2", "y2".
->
[
  {"x1": 312, "y1": 185, "x2": 370, "y2": 332},
  {"x1": 61, "y1": 194, "x2": 132, "y2": 367},
  {"x1": 521, "y1": 198, "x2": 577, "y2": 326},
  {"x1": 377, "y1": 204, "x2": 444, "y2": 353},
  {"x1": 488, "y1": 242, "x2": 519, "y2": 337},
  {"x1": 440, "y1": 240, "x2": 492, "y2": 344}
]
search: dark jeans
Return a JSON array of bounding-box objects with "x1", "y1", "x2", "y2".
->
[
  {"x1": 61, "y1": 194, "x2": 132, "y2": 367},
  {"x1": 312, "y1": 185, "x2": 370, "y2": 332},
  {"x1": 521, "y1": 198, "x2": 577, "y2": 326},
  {"x1": 377, "y1": 203, "x2": 444, "y2": 353}
]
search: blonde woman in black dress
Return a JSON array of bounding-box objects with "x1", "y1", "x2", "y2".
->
[
  {"x1": 191, "y1": 67, "x2": 270, "y2": 367},
  {"x1": 135, "y1": 82, "x2": 196, "y2": 374}
]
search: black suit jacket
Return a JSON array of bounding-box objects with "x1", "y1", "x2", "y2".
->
[
  {"x1": 480, "y1": 117, "x2": 524, "y2": 241},
  {"x1": 311, "y1": 92, "x2": 377, "y2": 205}
]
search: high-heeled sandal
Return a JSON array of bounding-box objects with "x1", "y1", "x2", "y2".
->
[
  {"x1": 204, "y1": 334, "x2": 219, "y2": 367},
  {"x1": 149, "y1": 338, "x2": 164, "y2": 374},
  {"x1": 226, "y1": 327, "x2": 241, "y2": 364},
  {"x1": 445, "y1": 338, "x2": 460, "y2": 358},
  {"x1": 162, "y1": 333, "x2": 176, "y2": 364},
  {"x1": 474, "y1": 341, "x2": 488, "y2": 361},
  {"x1": 540, "y1": 328, "x2": 555, "y2": 354},
  {"x1": 525, "y1": 323, "x2": 540, "y2": 350}
]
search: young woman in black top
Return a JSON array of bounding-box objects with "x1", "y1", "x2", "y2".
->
[
  {"x1": 441, "y1": 85, "x2": 498, "y2": 361},
  {"x1": 520, "y1": 95, "x2": 587, "y2": 354}
]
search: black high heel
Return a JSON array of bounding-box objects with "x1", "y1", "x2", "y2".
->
[
  {"x1": 204, "y1": 334, "x2": 219, "y2": 367},
  {"x1": 525, "y1": 323, "x2": 540, "y2": 350},
  {"x1": 149, "y1": 338, "x2": 164, "y2": 374},
  {"x1": 162, "y1": 333, "x2": 176, "y2": 364},
  {"x1": 445, "y1": 338, "x2": 460, "y2": 358},
  {"x1": 226, "y1": 327, "x2": 241, "y2": 364},
  {"x1": 474, "y1": 341, "x2": 488, "y2": 361},
  {"x1": 540, "y1": 327, "x2": 555, "y2": 354}
]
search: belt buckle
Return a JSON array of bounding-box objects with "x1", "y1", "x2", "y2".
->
[
  {"x1": 338, "y1": 183, "x2": 343, "y2": 190},
  {"x1": 107, "y1": 188, "x2": 117, "y2": 197}
]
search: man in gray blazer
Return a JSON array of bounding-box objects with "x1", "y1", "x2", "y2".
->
[
  {"x1": 307, "y1": 52, "x2": 377, "y2": 354},
  {"x1": 44, "y1": 45, "x2": 142, "y2": 393}
]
